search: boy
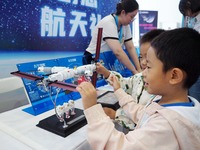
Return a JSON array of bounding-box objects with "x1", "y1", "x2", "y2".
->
[
  {"x1": 96, "y1": 29, "x2": 165, "y2": 130},
  {"x1": 77, "y1": 28, "x2": 200, "y2": 149}
]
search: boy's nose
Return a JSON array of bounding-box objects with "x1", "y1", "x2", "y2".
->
[{"x1": 141, "y1": 60, "x2": 147, "y2": 70}]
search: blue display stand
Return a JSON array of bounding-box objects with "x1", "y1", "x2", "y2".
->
[{"x1": 17, "y1": 58, "x2": 79, "y2": 115}]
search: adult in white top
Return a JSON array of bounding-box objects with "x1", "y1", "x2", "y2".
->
[{"x1": 83, "y1": 0, "x2": 141, "y2": 74}]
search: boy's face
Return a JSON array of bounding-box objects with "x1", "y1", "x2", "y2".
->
[
  {"x1": 139, "y1": 42, "x2": 150, "y2": 70},
  {"x1": 142, "y1": 47, "x2": 170, "y2": 95}
]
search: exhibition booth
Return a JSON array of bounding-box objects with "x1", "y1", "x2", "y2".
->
[{"x1": 0, "y1": 0, "x2": 183, "y2": 149}]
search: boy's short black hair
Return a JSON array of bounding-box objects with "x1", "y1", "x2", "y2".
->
[
  {"x1": 140, "y1": 29, "x2": 165, "y2": 46},
  {"x1": 179, "y1": 0, "x2": 200, "y2": 16},
  {"x1": 151, "y1": 28, "x2": 200, "y2": 88}
]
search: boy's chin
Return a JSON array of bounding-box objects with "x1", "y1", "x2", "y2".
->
[{"x1": 144, "y1": 85, "x2": 154, "y2": 95}]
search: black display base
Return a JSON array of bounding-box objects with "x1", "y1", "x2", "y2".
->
[{"x1": 36, "y1": 108, "x2": 87, "y2": 137}]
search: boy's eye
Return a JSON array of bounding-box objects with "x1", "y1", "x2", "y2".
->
[
  {"x1": 147, "y1": 66, "x2": 151, "y2": 69},
  {"x1": 139, "y1": 56, "x2": 143, "y2": 61}
]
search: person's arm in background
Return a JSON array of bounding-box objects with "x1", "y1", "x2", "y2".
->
[
  {"x1": 105, "y1": 39, "x2": 139, "y2": 74},
  {"x1": 124, "y1": 40, "x2": 142, "y2": 73}
]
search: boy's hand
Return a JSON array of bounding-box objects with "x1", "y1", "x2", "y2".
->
[
  {"x1": 103, "y1": 107, "x2": 116, "y2": 119},
  {"x1": 96, "y1": 63, "x2": 110, "y2": 78},
  {"x1": 110, "y1": 75, "x2": 121, "y2": 91},
  {"x1": 76, "y1": 82, "x2": 97, "y2": 110}
]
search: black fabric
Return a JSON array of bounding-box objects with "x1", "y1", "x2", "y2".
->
[{"x1": 82, "y1": 51, "x2": 94, "y2": 65}]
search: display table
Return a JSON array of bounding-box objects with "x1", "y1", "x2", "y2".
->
[
  {"x1": 0, "y1": 84, "x2": 114, "y2": 150},
  {"x1": 0, "y1": 99, "x2": 91, "y2": 150},
  {"x1": 0, "y1": 85, "x2": 113, "y2": 150}
]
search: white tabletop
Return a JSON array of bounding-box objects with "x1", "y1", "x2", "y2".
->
[
  {"x1": 0, "y1": 99, "x2": 90, "y2": 150},
  {"x1": 0, "y1": 85, "x2": 113, "y2": 150}
]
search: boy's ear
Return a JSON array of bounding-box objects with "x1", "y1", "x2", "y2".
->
[
  {"x1": 121, "y1": 10, "x2": 126, "y2": 16},
  {"x1": 169, "y1": 68, "x2": 185, "y2": 85}
]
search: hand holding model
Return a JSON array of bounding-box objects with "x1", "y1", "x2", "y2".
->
[
  {"x1": 109, "y1": 75, "x2": 121, "y2": 92},
  {"x1": 95, "y1": 63, "x2": 110, "y2": 78},
  {"x1": 76, "y1": 73, "x2": 121, "y2": 110},
  {"x1": 76, "y1": 82, "x2": 97, "y2": 110}
]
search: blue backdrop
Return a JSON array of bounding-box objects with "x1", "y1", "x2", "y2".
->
[
  {"x1": 0, "y1": 0, "x2": 118, "y2": 51},
  {"x1": 0, "y1": 0, "x2": 118, "y2": 78}
]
